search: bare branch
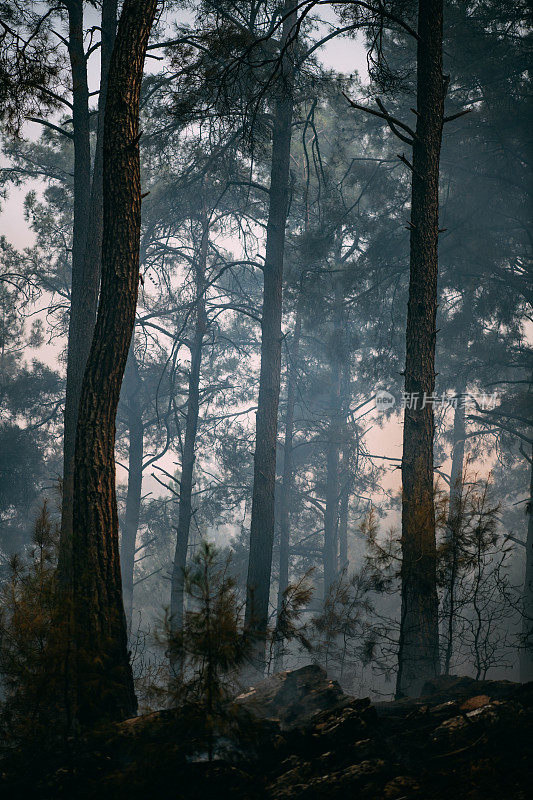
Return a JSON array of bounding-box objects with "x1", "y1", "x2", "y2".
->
[
  {"x1": 26, "y1": 117, "x2": 74, "y2": 140},
  {"x1": 342, "y1": 92, "x2": 414, "y2": 146}
]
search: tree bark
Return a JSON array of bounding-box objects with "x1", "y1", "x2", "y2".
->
[
  {"x1": 59, "y1": 0, "x2": 117, "y2": 576},
  {"x1": 396, "y1": 0, "x2": 445, "y2": 698},
  {"x1": 69, "y1": 0, "x2": 157, "y2": 727},
  {"x1": 58, "y1": 0, "x2": 91, "y2": 574},
  {"x1": 244, "y1": 3, "x2": 296, "y2": 669},
  {"x1": 170, "y1": 217, "x2": 208, "y2": 640},
  {"x1": 120, "y1": 345, "x2": 144, "y2": 633},
  {"x1": 520, "y1": 451, "x2": 533, "y2": 682},
  {"x1": 273, "y1": 307, "x2": 301, "y2": 672}
]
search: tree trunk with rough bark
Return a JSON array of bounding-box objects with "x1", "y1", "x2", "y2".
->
[
  {"x1": 244, "y1": 3, "x2": 296, "y2": 671},
  {"x1": 170, "y1": 218, "x2": 208, "y2": 641},
  {"x1": 69, "y1": 0, "x2": 157, "y2": 728},
  {"x1": 396, "y1": 0, "x2": 445, "y2": 699},
  {"x1": 120, "y1": 345, "x2": 144, "y2": 633},
  {"x1": 59, "y1": 0, "x2": 117, "y2": 576},
  {"x1": 58, "y1": 0, "x2": 92, "y2": 574}
]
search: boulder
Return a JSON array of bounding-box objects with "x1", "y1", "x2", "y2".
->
[{"x1": 233, "y1": 664, "x2": 347, "y2": 730}]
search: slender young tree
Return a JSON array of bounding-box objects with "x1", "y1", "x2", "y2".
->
[
  {"x1": 170, "y1": 210, "x2": 208, "y2": 639},
  {"x1": 69, "y1": 0, "x2": 158, "y2": 727},
  {"x1": 338, "y1": 364, "x2": 354, "y2": 571},
  {"x1": 521, "y1": 452, "x2": 533, "y2": 682},
  {"x1": 273, "y1": 305, "x2": 301, "y2": 671},
  {"x1": 323, "y1": 272, "x2": 347, "y2": 598},
  {"x1": 440, "y1": 383, "x2": 467, "y2": 673},
  {"x1": 120, "y1": 345, "x2": 144, "y2": 631}
]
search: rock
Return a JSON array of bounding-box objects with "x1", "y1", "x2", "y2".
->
[
  {"x1": 420, "y1": 675, "x2": 518, "y2": 703},
  {"x1": 460, "y1": 694, "x2": 490, "y2": 712},
  {"x1": 429, "y1": 700, "x2": 460, "y2": 717},
  {"x1": 431, "y1": 714, "x2": 470, "y2": 747},
  {"x1": 233, "y1": 664, "x2": 347, "y2": 730},
  {"x1": 383, "y1": 775, "x2": 420, "y2": 798},
  {"x1": 268, "y1": 758, "x2": 388, "y2": 799}
]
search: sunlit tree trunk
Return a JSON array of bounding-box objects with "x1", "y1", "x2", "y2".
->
[
  {"x1": 244, "y1": 3, "x2": 296, "y2": 671},
  {"x1": 69, "y1": 0, "x2": 157, "y2": 727},
  {"x1": 59, "y1": 0, "x2": 117, "y2": 575},
  {"x1": 169, "y1": 217, "x2": 208, "y2": 643},
  {"x1": 396, "y1": 0, "x2": 445, "y2": 698},
  {"x1": 120, "y1": 345, "x2": 144, "y2": 633}
]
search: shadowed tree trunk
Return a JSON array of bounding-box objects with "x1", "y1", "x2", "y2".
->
[
  {"x1": 58, "y1": 0, "x2": 91, "y2": 573},
  {"x1": 69, "y1": 0, "x2": 158, "y2": 727},
  {"x1": 442, "y1": 384, "x2": 466, "y2": 674},
  {"x1": 170, "y1": 216, "x2": 208, "y2": 643},
  {"x1": 397, "y1": 0, "x2": 445, "y2": 698},
  {"x1": 273, "y1": 307, "x2": 301, "y2": 672},
  {"x1": 520, "y1": 450, "x2": 533, "y2": 682},
  {"x1": 448, "y1": 386, "x2": 467, "y2": 512},
  {"x1": 120, "y1": 345, "x2": 144, "y2": 633},
  {"x1": 244, "y1": 3, "x2": 296, "y2": 670},
  {"x1": 59, "y1": 0, "x2": 117, "y2": 575}
]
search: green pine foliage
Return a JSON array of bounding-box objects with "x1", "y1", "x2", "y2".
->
[{"x1": 0, "y1": 501, "x2": 68, "y2": 751}]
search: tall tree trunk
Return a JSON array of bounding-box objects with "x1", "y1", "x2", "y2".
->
[
  {"x1": 273, "y1": 307, "x2": 301, "y2": 672},
  {"x1": 520, "y1": 451, "x2": 533, "y2": 682},
  {"x1": 338, "y1": 334, "x2": 354, "y2": 571},
  {"x1": 323, "y1": 358, "x2": 342, "y2": 600},
  {"x1": 120, "y1": 345, "x2": 144, "y2": 633},
  {"x1": 69, "y1": 0, "x2": 157, "y2": 727},
  {"x1": 169, "y1": 218, "x2": 208, "y2": 641},
  {"x1": 244, "y1": 3, "x2": 296, "y2": 669},
  {"x1": 442, "y1": 385, "x2": 466, "y2": 675},
  {"x1": 58, "y1": 0, "x2": 91, "y2": 573},
  {"x1": 339, "y1": 417, "x2": 355, "y2": 572},
  {"x1": 448, "y1": 387, "x2": 467, "y2": 512},
  {"x1": 323, "y1": 273, "x2": 346, "y2": 597},
  {"x1": 59, "y1": 0, "x2": 117, "y2": 575},
  {"x1": 396, "y1": 0, "x2": 445, "y2": 698}
]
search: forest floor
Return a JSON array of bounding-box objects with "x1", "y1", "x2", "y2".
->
[{"x1": 2, "y1": 666, "x2": 532, "y2": 799}]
